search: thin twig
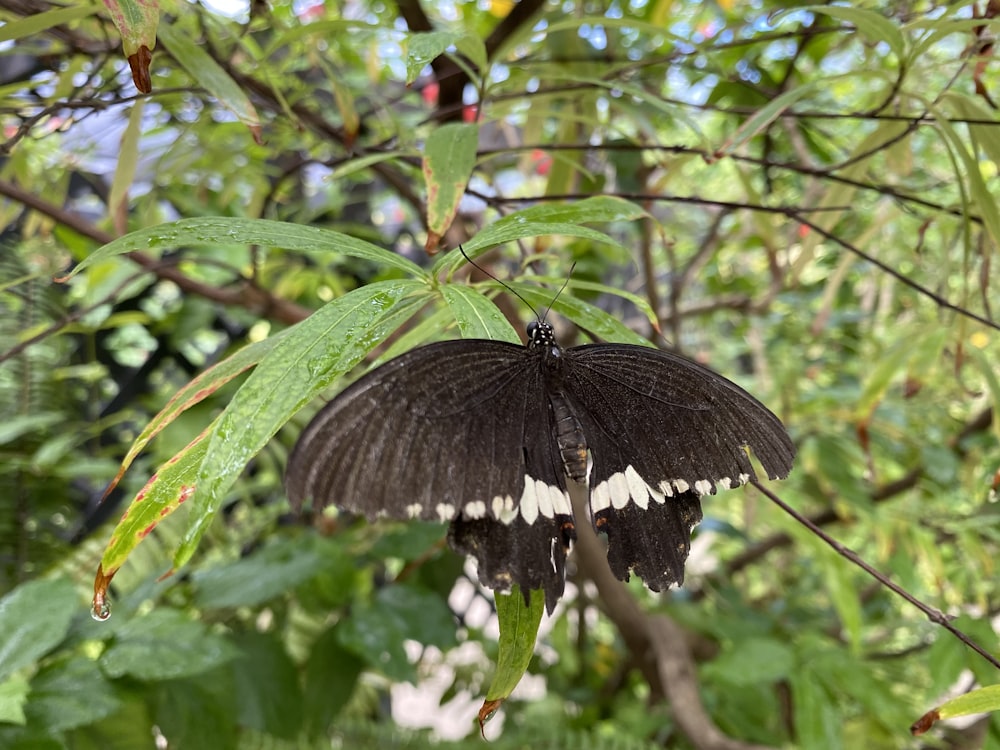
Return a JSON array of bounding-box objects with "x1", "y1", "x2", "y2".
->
[{"x1": 750, "y1": 478, "x2": 1000, "y2": 673}]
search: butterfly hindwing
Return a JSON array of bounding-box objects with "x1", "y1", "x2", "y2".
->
[{"x1": 560, "y1": 343, "x2": 794, "y2": 589}]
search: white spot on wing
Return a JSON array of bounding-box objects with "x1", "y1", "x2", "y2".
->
[
  {"x1": 591, "y1": 480, "x2": 611, "y2": 513},
  {"x1": 535, "y1": 479, "x2": 555, "y2": 518},
  {"x1": 673, "y1": 479, "x2": 690, "y2": 493},
  {"x1": 609, "y1": 472, "x2": 630, "y2": 510},
  {"x1": 552, "y1": 488, "x2": 572, "y2": 516},
  {"x1": 492, "y1": 494, "x2": 517, "y2": 525},
  {"x1": 435, "y1": 503, "x2": 454, "y2": 521},
  {"x1": 464, "y1": 500, "x2": 486, "y2": 519},
  {"x1": 694, "y1": 479, "x2": 713, "y2": 496},
  {"x1": 719, "y1": 477, "x2": 733, "y2": 490},
  {"x1": 520, "y1": 478, "x2": 539, "y2": 525},
  {"x1": 406, "y1": 503, "x2": 423, "y2": 518},
  {"x1": 658, "y1": 480, "x2": 674, "y2": 498},
  {"x1": 623, "y1": 465, "x2": 649, "y2": 510}
]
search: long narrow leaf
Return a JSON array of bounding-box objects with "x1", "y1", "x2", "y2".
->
[
  {"x1": 174, "y1": 281, "x2": 430, "y2": 568},
  {"x1": 61, "y1": 217, "x2": 425, "y2": 279},
  {"x1": 104, "y1": 327, "x2": 291, "y2": 498},
  {"x1": 441, "y1": 284, "x2": 519, "y2": 343}
]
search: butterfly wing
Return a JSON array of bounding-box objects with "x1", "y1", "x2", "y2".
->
[
  {"x1": 285, "y1": 340, "x2": 575, "y2": 612},
  {"x1": 562, "y1": 343, "x2": 795, "y2": 590}
]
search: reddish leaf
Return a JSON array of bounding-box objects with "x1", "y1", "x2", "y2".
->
[{"x1": 102, "y1": 332, "x2": 285, "y2": 501}]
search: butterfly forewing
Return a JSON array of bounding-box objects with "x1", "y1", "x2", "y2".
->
[
  {"x1": 286, "y1": 339, "x2": 577, "y2": 609},
  {"x1": 287, "y1": 341, "x2": 530, "y2": 521}
]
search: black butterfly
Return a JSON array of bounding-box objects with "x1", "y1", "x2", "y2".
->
[{"x1": 286, "y1": 319, "x2": 794, "y2": 613}]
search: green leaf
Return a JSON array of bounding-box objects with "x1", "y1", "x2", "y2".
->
[
  {"x1": 0, "y1": 6, "x2": 96, "y2": 44},
  {"x1": 929, "y1": 102, "x2": 1000, "y2": 254},
  {"x1": 509, "y1": 283, "x2": 652, "y2": 347},
  {"x1": 62, "y1": 217, "x2": 425, "y2": 279},
  {"x1": 405, "y1": 31, "x2": 458, "y2": 84},
  {"x1": 153, "y1": 670, "x2": 237, "y2": 750},
  {"x1": 304, "y1": 624, "x2": 365, "y2": 736},
  {"x1": 701, "y1": 637, "x2": 795, "y2": 687},
  {"x1": 489, "y1": 196, "x2": 647, "y2": 225},
  {"x1": 192, "y1": 536, "x2": 323, "y2": 609},
  {"x1": 337, "y1": 586, "x2": 457, "y2": 683},
  {"x1": 0, "y1": 578, "x2": 79, "y2": 681},
  {"x1": 103, "y1": 0, "x2": 159, "y2": 57},
  {"x1": 99, "y1": 610, "x2": 240, "y2": 681},
  {"x1": 229, "y1": 632, "x2": 303, "y2": 738},
  {"x1": 485, "y1": 587, "x2": 544, "y2": 703},
  {"x1": 441, "y1": 284, "x2": 520, "y2": 343},
  {"x1": 440, "y1": 220, "x2": 631, "y2": 275},
  {"x1": 935, "y1": 684, "x2": 1000, "y2": 721},
  {"x1": 157, "y1": 23, "x2": 260, "y2": 135},
  {"x1": 824, "y1": 561, "x2": 863, "y2": 653},
  {"x1": 713, "y1": 80, "x2": 824, "y2": 159},
  {"x1": 174, "y1": 281, "x2": 429, "y2": 570},
  {"x1": 0, "y1": 676, "x2": 29, "y2": 725},
  {"x1": 423, "y1": 122, "x2": 479, "y2": 237},
  {"x1": 781, "y1": 6, "x2": 906, "y2": 60},
  {"x1": 106, "y1": 326, "x2": 291, "y2": 498},
  {"x1": 24, "y1": 657, "x2": 121, "y2": 733},
  {"x1": 98, "y1": 422, "x2": 212, "y2": 579},
  {"x1": 108, "y1": 99, "x2": 145, "y2": 214}
]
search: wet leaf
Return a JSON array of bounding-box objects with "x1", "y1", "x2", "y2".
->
[
  {"x1": 103, "y1": 327, "x2": 290, "y2": 500},
  {"x1": 174, "y1": 281, "x2": 429, "y2": 570},
  {"x1": 61, "y1": 217, "x2": 424, "y2": 280},
  {"x1": 95, "y1": 423, "x2": 212, "y2": 600}
]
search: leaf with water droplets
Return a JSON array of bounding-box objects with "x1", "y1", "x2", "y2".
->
[
  {"x1": 94, "y1": 422, "x2": 213, "y2": 607},
  {"x1": 173, "y1": 281, "x2": 430, "y2": 570},
  {"x1": 102, "y1": 328, "x2": 290, "y2": 503},
  {"x1": 59, "y1": 217, "x2": 424, "y2": 281},
  {"x1": 0, "y1": 578, "x2": 79, "y2": 681}
]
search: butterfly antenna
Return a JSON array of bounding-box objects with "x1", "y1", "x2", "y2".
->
[
  {"x1": 542, "y1": 262, "x2": 576, "y2": 322},
  {"x1": 458, "y1": 244, "x2": 541, "y2": 321}
]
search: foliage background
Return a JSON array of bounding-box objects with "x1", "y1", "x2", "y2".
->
[{"x1": 1, "y1": 1, "x2": 999, "y2": 749}]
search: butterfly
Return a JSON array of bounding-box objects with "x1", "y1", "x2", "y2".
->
[{"x1": 285, "y1": 318, "x2": 794, "y2": 613}]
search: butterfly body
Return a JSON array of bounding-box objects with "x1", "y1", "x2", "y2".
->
[{"x1": 286, "y1": 321, "x2": 794, "y2": 613}]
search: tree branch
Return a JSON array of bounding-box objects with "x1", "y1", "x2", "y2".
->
[
  {"x1": 0, "y1": 178, "x2": 312, "y2": 325},
  {"x1": 570, "y1": 485, "x2": 778, "y2": 750}
]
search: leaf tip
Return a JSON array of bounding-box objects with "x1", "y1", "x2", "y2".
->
[
  {"x1": 91, "y1": 563, "x2": 116, "y2": 621},
  {"x1": 128, "y1": 46, "x2": 153, "y2": 94},
  {"x1": 911, "y1": 709, "x2": 940, "y2": 735},
  {"x1": 477, "y1": 698, "x2": 503, "y2": 737}
]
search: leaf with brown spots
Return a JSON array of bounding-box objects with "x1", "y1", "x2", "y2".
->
[
  {"x1": 102, "y1": 331, "x2": 287, "y2": 502},
  {"x1": 94, "y1": 422, "x2": 212, "y2": 616},
  {"x1": 102, "y1": 0, "x2": 159, "y2": 92}
]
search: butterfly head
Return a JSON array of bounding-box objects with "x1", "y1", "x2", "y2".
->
[{"x1": 526, "y1": 320, "x2": 557, "y2": 348}]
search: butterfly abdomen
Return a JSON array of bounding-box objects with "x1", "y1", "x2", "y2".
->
[{"x1": 550, "y1": 390, "x2": 588, "y2": 483}]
